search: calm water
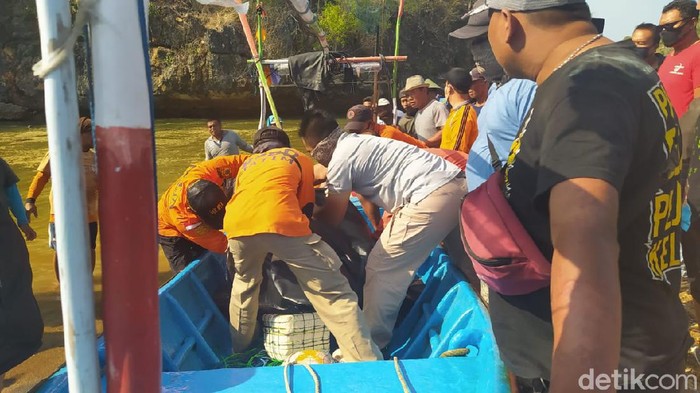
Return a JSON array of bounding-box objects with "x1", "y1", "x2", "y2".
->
[{"x1": 0, "y1": 118, "x2": 305, "y2": 391}]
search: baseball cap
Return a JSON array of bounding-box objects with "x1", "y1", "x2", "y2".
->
[
  {"x1": 470, "y1": 67, "x2": 486, "y2": 81},
  {"x1": 253, "y1": 126, "x2": 290, "y2": 148},
  {"x1": 344, "y1": 105, "x2": 373, "y2": 132},
  {"x1": 485, "y1": 0, "x2": 586, "y2": 11},
  {"x1": 187, "y1": 179, "x2": 228, "y2": 230},
  {"x1": 377, "y1": 98, "x2": 391, "y2": 107},
  {"x1": 441, "y1": 68, "x2": 472, "y2": 93},
  {"x1": 449, "y1": 0, "x2": 489, "y2": 40}
]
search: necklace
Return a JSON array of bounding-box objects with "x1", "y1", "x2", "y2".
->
[{"x1": 552, "y1": 33, "x2": 603, "y2": 72}]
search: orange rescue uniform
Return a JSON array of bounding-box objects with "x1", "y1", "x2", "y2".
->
[
  {"x1": 374, "y1": 124, "x2": 427, "y2": 148},
  {"x1": 224, "y1": 148, "x2": 316, "y2": 238},
  {"x1": 158, "y1": 155, "x2": 249, "y2": 253}
]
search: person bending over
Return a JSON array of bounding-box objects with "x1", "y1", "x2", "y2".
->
[{"x1": 223, "y1": 126, "x2": 382, "y2": 361}]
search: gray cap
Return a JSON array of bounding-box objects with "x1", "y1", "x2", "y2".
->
[
  {"x1": 486, "y1": 0, "x2": 586, "y2": 11},
  {"x1": 449, "y1": 0, "x2": 489, "y2": 40}
]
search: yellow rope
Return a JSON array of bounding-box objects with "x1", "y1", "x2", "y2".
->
[
  {"x1": 439, "y1": 348, "x2": 470, "y2": 358},
  {"x1": 283, "y1": 363, "x2": 321, "y2": 393},
  {"x1": 393, "y1": 356, "x2": 411, "y2": 393}
]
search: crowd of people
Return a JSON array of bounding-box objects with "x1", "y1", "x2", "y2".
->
[{"x1": 4, "y1": 0, "x2": 700, "y2": 391}]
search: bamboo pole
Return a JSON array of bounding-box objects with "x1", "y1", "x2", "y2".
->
[
  {"x1": 236, "y1": 3, "x2": 281, "y2": 128},
  {"x1": 392, "y1": 0, "x2": 405, "y2": 125}
]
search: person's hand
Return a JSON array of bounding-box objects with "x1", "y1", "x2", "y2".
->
[
  {"x1": 25, "y1": 202, "x2": 38, "y2": 223},
  {"x1": 19, "y1": 223, "x2": 37, "y2": 241}
]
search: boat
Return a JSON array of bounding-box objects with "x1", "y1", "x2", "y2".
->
[
  {"x1": 37, "y1": 222, "x2": 509, "y2": 392},
  {"x1": 29, "y1": 0, "x2": 510, "y2": 390}
]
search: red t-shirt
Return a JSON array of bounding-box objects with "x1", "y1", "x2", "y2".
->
[{"x1": 658, "y1": 42, "x2": 700, "y2": 118}]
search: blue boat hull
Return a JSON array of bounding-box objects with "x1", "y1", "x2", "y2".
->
[{"x1": 38, "y1": 248, "x2": 510, "y2": 392}]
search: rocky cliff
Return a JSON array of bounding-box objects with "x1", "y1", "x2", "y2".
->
[{"x1": 0, "y1": 0, "x2": 471, "y2": 120}]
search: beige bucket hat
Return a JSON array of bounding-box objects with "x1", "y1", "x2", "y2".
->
[{"x1": 403, "y1": 75, "x2": 429, "y2": 92}]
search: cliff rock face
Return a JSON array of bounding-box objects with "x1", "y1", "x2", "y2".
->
[
  {"x1": 0, "y1": 0, "x2": 471, "y2": 120},
  {"x1": 0, "y1": 1, "x2": 44, "y2": 120}
]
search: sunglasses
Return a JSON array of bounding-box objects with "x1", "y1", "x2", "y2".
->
[{"x1": 658, "y1": 18, "x2": 693, "y2": 32}]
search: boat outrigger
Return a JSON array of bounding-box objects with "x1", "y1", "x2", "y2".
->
[{"x1": 31, "y1": 0, "x2": 510, "y2": 391}]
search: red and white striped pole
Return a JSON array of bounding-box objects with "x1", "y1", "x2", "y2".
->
[{"x1": 91, "y1": 0, "x2": 161, "y2": 391}]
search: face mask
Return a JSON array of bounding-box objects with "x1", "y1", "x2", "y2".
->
[
  {"x1": 310, "y1": 127, "x2": 343, "y2": 167},
  {"x1": 661, "y1": 23, "x2": 690, "y2": 47},
  {"x1": 633, "y1": 46, "x2": 654, "y2": 60},
  {"x1": 470, "y1": 39, "x2": 506, "y2": 84}
]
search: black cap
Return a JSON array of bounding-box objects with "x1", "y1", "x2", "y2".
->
[
  {"x1": 344, "y1": 105, "x2": 373, "y2": 132},
  {"x1": 449, "y1": 0, "x2": 489, "y2": 40},
  {"x1": 442, "y1": 68, "x2": 472, "y2": 94},
  {"x1": 253, "y1": 126, "x2": 291, "y2": 149},
  {"x1": 186, "y1": 179, "x2": 227, "y2": 230}
]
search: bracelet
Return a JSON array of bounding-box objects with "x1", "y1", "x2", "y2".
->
[{"x1": 25, "y1": 198, "x2": 36, "y2": 204}]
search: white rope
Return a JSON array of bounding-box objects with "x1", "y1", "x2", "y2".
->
[
  {"x1": 283, "y1": 363, "x2": 321, "y2": 393},
  {"x1": 393, "y1": 357, "x2": 412, "y2": 393},
  {"x1": 33, "y1": 0, "x2": 98, "y2": 79}
]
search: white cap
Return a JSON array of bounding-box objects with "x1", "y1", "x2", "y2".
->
[{"x1": 377, "y1": 98, "x2": 391, "y2": 107}]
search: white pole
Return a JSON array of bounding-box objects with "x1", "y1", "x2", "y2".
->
[{"x1": 34, "y1": 0, "x2": 100, "y2": 392}]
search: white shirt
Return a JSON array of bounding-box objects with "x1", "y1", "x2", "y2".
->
[
  {"x1": 326, "y1": 133, "x2": 461, "y2": 212},
  {"x1": 414, "y1": 99, "x2": 449, "y2": 141},
  {"x1": 204, "y1": 130, "x2": 253, "y2": 160}
]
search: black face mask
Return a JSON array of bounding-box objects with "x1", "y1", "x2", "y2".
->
[
  {"x1": 661, "y1": 23, "x2": 690, "y2": 47},
  {"x1": 634, "y1": 46, "x2": 654, "y2": 60},
  {"x1": 470, "y1": 38, "x2": 506, "y2": 84}
]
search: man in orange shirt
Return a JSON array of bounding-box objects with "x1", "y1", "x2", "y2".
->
[
  {"x1": 25, "y1": 117, "x2": 98, "y2": 281},
  {"x1": 223, "y1": 127, "x2": 381, "y2": 362},
  {"x1": 344, "y1": 105, "x2": 427, "y2": 148},
  {"x1": 157, "y1": 154, "x2": 249, "y2": 272}
]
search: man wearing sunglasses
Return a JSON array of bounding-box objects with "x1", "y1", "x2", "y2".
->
[
  {"x1": 659, "y1": 0, "x2": 700, "y2": 366},
  {"x1": 659, "y1": 1, "x2": 700, "y2": 155}
]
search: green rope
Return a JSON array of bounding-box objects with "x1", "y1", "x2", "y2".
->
[{"x1": 222, "y1": 347, "x2": 283, "y2": 368}]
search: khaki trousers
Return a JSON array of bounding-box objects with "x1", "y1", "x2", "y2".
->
[
  {"x1": 363, "y1": 176, "x2": 467, "y2": 348},
  {"x1": 227, "y1": 233, "x2": 382, "y2": 362}
]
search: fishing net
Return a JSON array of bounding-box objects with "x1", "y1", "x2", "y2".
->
[{"x1": 262, "y1": 312, "x2": 331, "y2": 361}]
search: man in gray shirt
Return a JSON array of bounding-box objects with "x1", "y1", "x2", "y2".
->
[
  {"x1": 204, "y1": 119, "x2": 253, "y2": 160},
  {"x1": 403, "y1": 75, "x2": 449, "y2": 147}
]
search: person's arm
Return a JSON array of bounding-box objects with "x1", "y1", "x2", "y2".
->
[
  {"x1": 181, "y1": 223, "x2": 228, "y2": 254},
  {"x1": 548, "y1": 178, "x2": 621, "y2": 392},
  {"x1": 205, "y1": 141, "x2": 212, "y2": 160},
  {"x1": 356, "y1": 194, "x2": 381, "y2": 232},
  {"x1": 297, "y1": 155, "x2": 316, "y2": 218},
  {"x1": 25, "y1": 170, "x2": 50, "y2": 221},
  {"x1": 4, "y1": 179, "x2": 36, "y2": 240},
  {"x1": 679, "y1": 97, "x2": 700, "y2": 166},
  {"x1": 235, "y1": 133, "x2": 254, "y2": 153},
  {"x1": 315, "y1": 153, "x2": 352, "y2": 227},
  {"x1": 425, "y1": 130, "x2": 443, "y2": 148},
  {"x1": 316, "y1": 191, "x2": 350, "y2": 227},
  {"x1": 687, "y1": 120, "x2": 700, "y2": 219},
  {"x1": 6, "y1": 184, "x2": 28, "y2": 226},
  {"x1": 426, "y1": 103, "x2": 449, "y2": 148}
]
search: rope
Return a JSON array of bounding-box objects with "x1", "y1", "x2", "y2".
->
[
  {"x1": 393, "y1": 357, "x2": 411, "y2": 393},
  {"x1": 33, "y1": 0, "x2": 98, "y2": 78},
  {"x1": 439, "y1": 348, "x2": 470, "y2": 358},
  {"x1": 283, "y1": 363, "x2": 321, "y2": 393}
]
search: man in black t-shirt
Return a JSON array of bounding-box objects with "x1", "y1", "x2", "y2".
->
[{"x1": 487, "y1": 0, "x2": 691, "y2": 391}]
